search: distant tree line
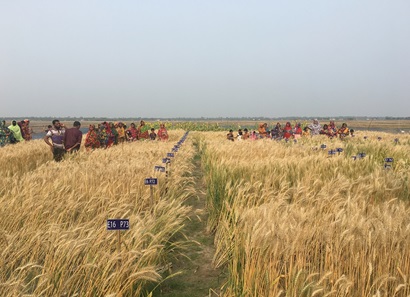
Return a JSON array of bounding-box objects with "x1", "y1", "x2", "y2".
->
[{"x1": 2, "y1": 116, "x2": 410, "y2": 122}]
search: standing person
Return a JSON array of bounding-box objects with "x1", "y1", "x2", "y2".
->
[
  {"x1": 149, "y1": 128, "x2": 157, "y2": 140},
  {"x1": 64, "y1": 121, "x2": 83, "y2": 153},
  {"x1": 107, "y1": 122, "x2": 118, "y2": 146},
  {"x1": 328, "y1": 121, "x2": 337, "y2": 137},
  {"x1": 116, "y1": 122, "x2": 126, "y2": 143},
  {"x1": 8, "y1": 120, "x2": 24, "y2": 142},
  {"x1": 237, "y1": 129, "x2": 243, "y2": 141},
  {"x1": 337, "y1": 123, "x2": 350, "y2": 139},
  {"x1": 157, "y1": 123, "x2": 169, "y2": 141},
  {"x1": 18, "y1": 120, "x2": 26, "y2": 140},
  {"x1": 98, "y1": 123, "x2": 108, "y2": 148},
  {"x1": 293, "y1": 123, "x2": 303, "y2": 139},
  {"x1": 137, "y1": 120, "x2": 150, "y2": 139},
  {"x1": 227, "y1": 129, "x2": 234, "y2": 141},
  {"x1": 271, "y1": 122, "x2": 282, "y2": 140},
  {"x1": 320, "y1": 124, "x2": 332, "y2": 137},
  {"x1": 258, "y1": 123, "x2": 268, "y2": 138},
  {"x1": 283, "y1": 122, "x2": 293, "y2": 139},
  {"x1": 126, "y1": 123, "x2": 138, "y2": 141},
  {"x1": 302, "y1": 126, "x2": 311, "y2": 137},
  {"x1": 21, "y1": 119, "x2": 32, "y2": 141},
  {"x1": 44, "y1": 119, "x2": 66, "y2": 162},
  {"x1": 242, "y1": 128, "x2": 250, "y2": 140},
  {"x1": 84, "y1": 124, "x2": 100, "y2": 151},
  {"x1": 0, "y1": 120, "x2": 11, "y2": 147},
  {"x1": 250, "y1": 131, "x2": 258, "y2": 140},
  {"x1": 308, "y1": 119, "x2": 321, "y2": 136}
]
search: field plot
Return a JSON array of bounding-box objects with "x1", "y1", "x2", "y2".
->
[
  {"x1": 200, "y1": 131, "x2": 410, "y2": 296},
  {"x1": 0, "y1": 131, "x2": 194, "y2": 296}
]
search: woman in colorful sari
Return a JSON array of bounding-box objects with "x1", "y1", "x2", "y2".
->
[
  {"x1": 137, "y1": 120, "x2": 150, "y2": 140},
  {"x1": 308, "y1": 119, "x2": 321, "y2": 136},
  {"x1": 258, "y1": 123, "x2": 267, "y2": 138},
  {"x1": 293, "y1": 123, "x2": 302, "y2": 139},
  {"x1": 98, "y1": 123, "x2": 108, "y2": 148},
  {"x1": 337, "y1": 123, "x2": 349, "y2": 139},
  {"x1": 271, "y1": 122, "x2": 282, "y2": 140},
  {"x1": 283, "y1": 122, "x2": 293, "y2": 139},
  {"x1": 126, "y1": 123, "x2": 138, "y2": 141},
  {"x1": 8, "y1": 120, "x2": 24, "y2": 142},
  {"x1": 116, "y1": 122, "x2": 126, "y2": 143},
  {"x1": 250, "y1": 131, "x2": 258, "y2": 140},
  {"x1": 320, "y1": 124, "x2": 331, "y2": 137},
  {"x1": 85, "y1": 124, "x2": 100, "y2": 151},
  {"x1": 302, "y1": 126, "x2": 310, "y2": 137},
  {"x1": 328, "y1": 121, "x2": 337, "y2": 138},
  {"x1": 107, "y1": 122, "x2": 118, "y2": 147},
  {"x1": 22, "y1": 119, "x2": 32, "y2": 141},
  {"x1": 157, "y1": 123, "x2": 169, "y2": 141},
  {"x1": 0, "y1": 120, "x2": 11, "y2": 147}
]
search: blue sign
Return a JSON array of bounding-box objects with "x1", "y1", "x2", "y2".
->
[
  {"x1": 172, "y1": 148, "x2": 178, "y2": 152},
  {"x1": 144, "y1": 178, "x2": 158, "y2": 185},
  {"x1": 162, "y1": 158, "x2": 170, "y2": 164},
  {"x1": 167, "y1": 153, "x2": 175, "y2": 158},
  {"x1": 321, "y1": 144, "x2": 326, "y2": 149},
  {"x1": 385, "y1": 158, "x2": 394, "y2": 163},
  {"x1": 155, "y1": 166, "x2": 166, "y2": 172},
  {"x1": 358, "y1": 153, "x2": 366, "y2": 158},
  {"x1": 336, "y1": 148, "x2": 343, "y2": 153},
  {"x1": 107, "y1": 219, "x2": 129, "y2": 230}
]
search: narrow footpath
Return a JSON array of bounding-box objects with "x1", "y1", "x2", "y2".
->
[{"x1": 153, "y1": 144, "x2": 226, "y2": 297}]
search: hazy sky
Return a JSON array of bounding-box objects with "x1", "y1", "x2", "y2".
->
[{"x1": 1, "y1": 1, "x2": 409, "y2": 118}]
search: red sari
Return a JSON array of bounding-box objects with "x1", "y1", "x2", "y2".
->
[
  {"x1": 85, "y1": 125, "x2": 100, "y2": 150},
  {"x1": 283, "y1": 122, "x2": 293, "y2": 139},
  {"x1": 157, "y1": 124, "x2": 169, "y2": 141}
]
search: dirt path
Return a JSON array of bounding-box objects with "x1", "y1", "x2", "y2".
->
[{"x1": 153, "y1": 143, "x2": 226, "y2": 297}]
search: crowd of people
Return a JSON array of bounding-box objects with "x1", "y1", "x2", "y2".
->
[
  {"x1": 0, "y1": 119, "x2": 169, "y2": 161},
  {"x1": 0, "y1": 119, "x2": 33, "y2": 146},
  {"x1": 82, "y1": 120, "x2": 169, "y2": 151},
  {"x1": 227, "y1": 120, "x2": 353, "y2": 141},
  {"x1": 43, "y1": 120, "x2": 169, "y2": 161}
]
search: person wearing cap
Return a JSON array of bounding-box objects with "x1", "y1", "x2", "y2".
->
[{"x1": 64, "y1": 121, "x2": 83, "y2": 153}]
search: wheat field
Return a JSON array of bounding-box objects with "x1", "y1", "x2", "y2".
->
[
  {"x1": 1, "y1": 130, "x2": 409, "y2": 296},
  {"x1": 199, "y1": 131, "x2": 410, "y2": 297},
  {"x1": 0, "y1": 131, "x2": 194, "y2": 296}
]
